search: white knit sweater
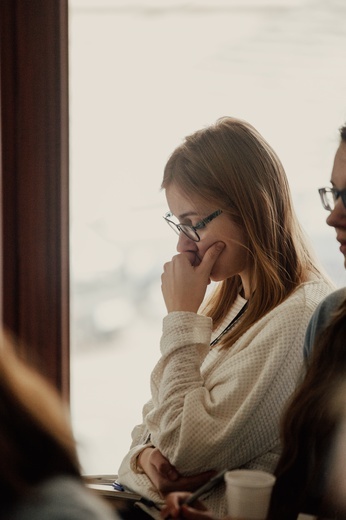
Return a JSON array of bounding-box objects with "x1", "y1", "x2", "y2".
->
[{"x1": 118, "y1": 277, "x2": 332, "y2": 517}]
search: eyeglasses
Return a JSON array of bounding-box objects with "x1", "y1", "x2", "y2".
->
[
  {"x1": 163, "y1": 209, "x2": 222, "y2": 242},
  {"x1": 318, "y1": 187, "x2": 346, "y2": 211}
]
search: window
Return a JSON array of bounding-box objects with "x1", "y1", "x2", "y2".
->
[{"x1": 69, "y1": 0, "x2": 346, "y2": 474}]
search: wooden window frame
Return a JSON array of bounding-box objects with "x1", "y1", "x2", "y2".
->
[{"x1": 0, "y1": 0, "x2": 70, "y2": 399}]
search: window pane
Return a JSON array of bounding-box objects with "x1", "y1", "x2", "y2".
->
[{"x1": 69, "y1": 0, "x2": 346, "y2": 474}]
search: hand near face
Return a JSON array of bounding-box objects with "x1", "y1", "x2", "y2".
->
[
  {"x1": 161, "y1": 491, "x2": 216, "y2": 520},
  {"x1": 161, "y1": 241, "x2": 225, "y2": 313},
  {"x1": 138, "y1": 447, "x2": 216, "y2": 497}
]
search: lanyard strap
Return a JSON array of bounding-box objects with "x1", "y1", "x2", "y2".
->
[{"x1": 210, "y1": 301, "x2": 248, "y2": 348}]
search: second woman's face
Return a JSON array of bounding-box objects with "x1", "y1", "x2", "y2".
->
[
  {"x1": 327, "y1": 141, "x2": 346, "y2": 268},
  {"x1": 165, "y1": 184, "x2": 251, "y2": 287}
]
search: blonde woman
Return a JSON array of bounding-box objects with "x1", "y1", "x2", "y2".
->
[{"x1": 117, "y1": 117, "x2": 333, "y2": 517}]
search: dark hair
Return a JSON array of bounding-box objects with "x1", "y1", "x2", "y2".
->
[
  {"x1": 340, "y1": 123, "x2": 346, "y2": 142},
  {"x1": 0, "y1": 335, "x2": 81, "y2": 506},
  {"x1": 267, "y1": 298, "x2": 346, "y2": 520}
]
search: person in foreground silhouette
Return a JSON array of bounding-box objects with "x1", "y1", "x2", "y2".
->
[{"x1": 0, "y1": 332, "x2": 118, "y2": 520}]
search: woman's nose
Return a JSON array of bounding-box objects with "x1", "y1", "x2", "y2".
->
[
  {"x1": 176, "y1": 232, "x2": 198, "y2": 253},
  {"x1": 326, "y1": 198, "x2": 346, "y2": 227}
]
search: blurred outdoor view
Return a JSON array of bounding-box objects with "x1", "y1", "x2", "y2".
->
[{"x1": 69, "y1": 0, "x2": 346, "y2": 475}]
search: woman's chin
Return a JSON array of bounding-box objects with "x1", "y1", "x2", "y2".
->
[{"x1": 210, "y1": 272, "x2": 223, "y2": 283}]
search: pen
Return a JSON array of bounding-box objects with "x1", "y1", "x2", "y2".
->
[
  {"x1": 184, "y1": 469, "x2": 228, "y2": 505},
  {"x1": 164, "y1": 472, "x2": 228, "y2": 520},
  {"x1": 112, "y1": 481, "x2": 125, "y2": 492}
]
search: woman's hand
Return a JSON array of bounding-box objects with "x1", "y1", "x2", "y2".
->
[
  {"x1": 161, "y1": 491, "x2": 217, "y2": 519},
  {"x1": 161, "y1": 242, "x2": 225, "y2": 313},
  {"x1": 138, "y1": 447, "x2": 180, "y2": 488},
  {"x1": 138, "y1": 447, "x2": 216, "y2": 497}
]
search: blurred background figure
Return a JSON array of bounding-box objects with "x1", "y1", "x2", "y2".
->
[
  {"x1": 328, "y1": 379, "x2": 346, "y2": 517},
  {"x1": 267, "y1": 298, "x2": 346, "y2": 520},
  {"x1": 0, "y1": 332, "x2": 117, "y2": 520}
]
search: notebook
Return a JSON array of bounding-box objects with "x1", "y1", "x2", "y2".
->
[{"x1": 85, "y1": 475, "x2": 161, "y2": 519}]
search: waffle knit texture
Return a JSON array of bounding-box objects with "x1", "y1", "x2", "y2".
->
[{"x1": 118, "y1": 277, "x2": 332, "y2": 517}]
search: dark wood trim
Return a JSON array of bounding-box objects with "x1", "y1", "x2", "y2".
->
[{"x1": 0, "y1": 0, "x2": 70, "y2": 399}]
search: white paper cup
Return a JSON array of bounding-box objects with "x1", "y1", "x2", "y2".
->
[{"x1": 225, "y1": 469, "x2": 276, "y2": 520}]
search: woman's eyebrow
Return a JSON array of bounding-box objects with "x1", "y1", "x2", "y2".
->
[{"x1": 178, "y1": 211, "x2": 200, "y2": 220}]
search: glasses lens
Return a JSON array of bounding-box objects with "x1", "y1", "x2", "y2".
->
[
  {"x1": 165, "y1": 218, "x2": 180, "y2": 236},
  {"x1": 163, "y1": 214, "x2": 200, "y2": 241},
  {"x1": 320, "y1": 188, "x2": 334, "y2": 211},
  {"x1": 179, "y1": 225, "x2": 199, "y2": 242}
]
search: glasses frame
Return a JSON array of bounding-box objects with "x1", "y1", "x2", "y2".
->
[
  {"x1": 318, "y1": 187, "x2": 346, "y2": 211},
  {"x1": 163, "y1": 209, "x2": 223, "y2": 242}
]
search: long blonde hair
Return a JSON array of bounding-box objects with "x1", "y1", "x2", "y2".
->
[{"x1": 162, "y1": 117, "x2": 326, "y2": 347}]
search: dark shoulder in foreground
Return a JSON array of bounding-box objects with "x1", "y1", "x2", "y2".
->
[
  {"x1": 3, "y1": 476, "x2": 119, "y2": 520},
  {"x1": 304, "y1": 287, "x2": 346, "y2": 359}
]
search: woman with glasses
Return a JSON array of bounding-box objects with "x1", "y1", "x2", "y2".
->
[
  {"x1": 304, "y1": 123, "x2": 346, "y2": 359},
  {"x1": 158, "y1": 122, "x2": 346, "y2": 520},
  {"x1": 266, "y1": 122, "x2": 346, "y2": 520},
  {"x1": 117, "y1": 116, "x2": 333, "y2": 518}
]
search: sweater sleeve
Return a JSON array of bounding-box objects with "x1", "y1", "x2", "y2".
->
[
  {"x1": 117, "y1": 314, "x2": 213, "y2": 502},
  {"x1": 145, "y1": 282, "x2": 331, "y2": 474},
  {"x1": 147, "y1": 305, "x2": 300, "y2": 472}
]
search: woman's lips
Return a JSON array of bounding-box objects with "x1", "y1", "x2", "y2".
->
[
  {"x1": 336, "y1": 234, "x2": 346, "y2": 255},
  {"x1": 192, "y1": 253, "x2": 202, "y2": 267},
  {"x1": 185, "y1": 251, "x2": 202, "y2": 266},
  {"x1": 336, "y1": 232, "x2": 346, "y2": 255}
]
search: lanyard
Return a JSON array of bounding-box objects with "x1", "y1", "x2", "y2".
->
[{"x1": 210, "y1": 301, "x2": 248, "y2": 348}]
